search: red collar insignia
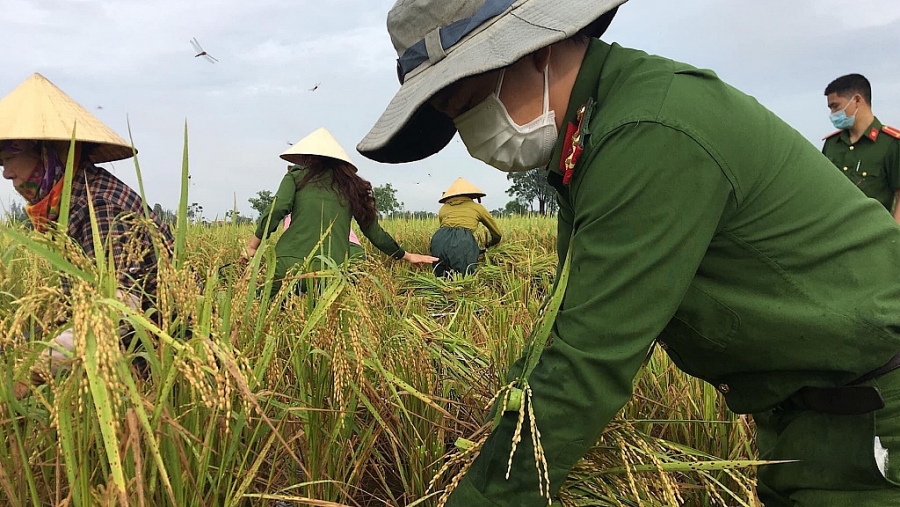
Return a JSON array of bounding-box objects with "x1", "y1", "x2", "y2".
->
[
  {"x1": 869, "y1": 127, "x2": 880, "y2": 142},
  {"x1": 560, "y1": 104, "x2": 588, "y2": 186}
]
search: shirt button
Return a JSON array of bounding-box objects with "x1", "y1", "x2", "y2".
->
[
  {"x1": 843, "y1": 167, "x2": 849, "y2": 171},
  {"x1": 658, "y1": 341, "x2": 669, "y2": 350},
  {"x1": 718, "y1": 383, "x2": 730, "y2": 394},
  {"x1": 862, "y1": 172, "x2": 868, "y2": 177},
  {"x1": 850, "y1": 146, "x2": 855, "y2": 151}
]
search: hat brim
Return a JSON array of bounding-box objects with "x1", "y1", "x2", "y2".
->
[
  {"x1": 358, "y1": 0, "x2": 625, "y2": 164},
  {"x1": 279, "y1": 153, "x2": 359, "y2": 173},
  {"x1": 363, "y1": 103, "x2": 457, "y2": 164},
  {"x1": 439, "y1": 192, "x2": 486, "y2": 203},
  {"x1": 0, "y1": 138, "x2": 134, "y2": 164}
]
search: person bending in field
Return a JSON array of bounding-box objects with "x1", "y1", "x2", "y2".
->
[
  {"x1": 358, "y1": 0, "x2": 900, "y2": 504},
  {"x1": 0, "y1": 73, "x2": 174, "y2": 398},
  {"x1": 431, "y1": 177, "x2": 501, "y2": 277},
  {"x1": 244, "y1": 127, "x2": 436, "y2": 298}
]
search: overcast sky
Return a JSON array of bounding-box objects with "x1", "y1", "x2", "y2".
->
[{"x1": 2, "y1": 0, "x2": 899, "y2": 218}]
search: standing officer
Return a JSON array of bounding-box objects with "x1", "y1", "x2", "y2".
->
[
  {"x1": 822, "y1": 74, "x2": 900, "y2": 223},
  {"x1": 358, "y1": 1, "x2": 900, "y2": 505}
]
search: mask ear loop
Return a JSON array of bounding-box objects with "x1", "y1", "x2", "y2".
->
[
  {"x1": 542, "y1": 47, "x2": 553, "y2": 114},
  {"x1": 494, "y1": 69, "x2": 506, "y2": 97},
  {"x1": 542, "y1": 64, "x2": 551, "y2": 115}
]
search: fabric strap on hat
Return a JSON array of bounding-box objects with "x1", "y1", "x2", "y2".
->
[{"x1": 396, "y1": 0, "x2": 517, "y2": 84}]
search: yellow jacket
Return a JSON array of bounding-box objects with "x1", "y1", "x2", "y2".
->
[{"x1": 438, "y1": 196, "x2": 502, "y2": 247}]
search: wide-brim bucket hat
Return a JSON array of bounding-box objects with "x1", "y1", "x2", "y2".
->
[
  {"x1": 0, "y1": 73, "x2": 135, "y2": 163},
  {"x1": 440, "y1": 177, "x2": 486, "y2": 202},
  {"x1": 281, "y1": 127, "x2": 358, "y2": 172},
  {"x1": 357, "y1": 0, "x2": 627, "y2": 164}
]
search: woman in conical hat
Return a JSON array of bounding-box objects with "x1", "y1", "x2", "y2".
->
[
  {"x1": 282, "y1": 164, "x2": 366, "y2": 261},
  {"x1": 0, "y1": 73, "x2": 174, "y2": 397},
  {"x1": 244, "y1": 127, "x2": 435, "y2": 298},
  {"x1": 430, "y1": 177, "x2": 501, "y2": 277}
]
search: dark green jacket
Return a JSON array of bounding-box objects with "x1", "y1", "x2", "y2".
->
[
  {"x1": 255, "y1": 166, "x2": 404, "y2": 267},
  {"x1": 447, "y1": 39, "x2": 900, "y2": 506},
  {"x1": 822, "y1": 118, "x2": 900, "y2": 210}
]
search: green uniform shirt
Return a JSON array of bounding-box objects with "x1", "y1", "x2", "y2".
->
[
  {"x1": 254, "y1": 165, "x2": 404, "y2": 266},
  {"x1": 822, "y1": 118, "x2": 900, "y2": 210},
  {"x1": 447, "y1": 40, "x2": 900, "y2": 506},
  {"x1": 438, "y1": 196, "x2": 503, "y2": 247}
]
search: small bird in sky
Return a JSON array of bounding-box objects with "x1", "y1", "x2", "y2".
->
[
  {"x1": 190, "y1": 38, "x2": 219, "y2": 63},
  {"x1": 96, "y1": 106, "x2": 103, "y2": 110},
  {"x1": 309, "y1": 83, "x2": 320, "y2": 92}
]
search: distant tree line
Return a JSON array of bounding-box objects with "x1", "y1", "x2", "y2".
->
[
  {"x1": 5, "y1": 170, "x2": 557, "y2": 229},
  {"x1": 503, "y1": 168, "x2": 558, "y2": 216},
  {"x1": 2, "y1": 200, "x2": 31, "y2": 227}
]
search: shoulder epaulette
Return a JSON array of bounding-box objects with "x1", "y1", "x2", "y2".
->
[
  {"x1": 882, "y1": 125, "x2": 900, "y2": 140},
  {"x1": 823, "y1": 130, "x2": 842, "y2": 140}
]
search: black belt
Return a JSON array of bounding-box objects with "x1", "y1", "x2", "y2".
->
[{"x1": 781, "y1": 350, "x2": 900, "y2": 416}]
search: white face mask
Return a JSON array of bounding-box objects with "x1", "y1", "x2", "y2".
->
[{"x1": 454, "y1": 65, "x2": 558, "y2": 173}]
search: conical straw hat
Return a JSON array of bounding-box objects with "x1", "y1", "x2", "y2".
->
[
  {"x1": 439, "y1": 177, "x2": 485, "y2": 203},
  {"x1": 281, "y1": 127, "x2": 357, "y2": 172},
  {"x1": 0, "y1": 73, "x2": 134, "y2": 163}
]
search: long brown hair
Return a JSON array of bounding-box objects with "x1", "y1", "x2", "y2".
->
[{"x1": 294, "y1": 156, "x2": 378, "y2": 228}]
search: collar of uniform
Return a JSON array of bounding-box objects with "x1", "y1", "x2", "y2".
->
[
  {"x1": 547, "y1": 39, "x2": 612, "y2": 176},
  {"x1": 866, "y1": 117, "x2": 884, "y2": 142},
  {"x1": 841, "y1": 117, "x2": 884, "y2": 145}
]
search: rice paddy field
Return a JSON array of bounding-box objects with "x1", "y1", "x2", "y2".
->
[{"x1": 0, "y1": 211, "x2": 764, "y2": 506}]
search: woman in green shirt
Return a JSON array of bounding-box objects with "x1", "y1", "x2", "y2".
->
[
  {"x1": 245, "y1": 127, "x2": 436, "y2": 296},
  {"x1": 431, "y1": 178, "x2": 502, "y2": 277}
]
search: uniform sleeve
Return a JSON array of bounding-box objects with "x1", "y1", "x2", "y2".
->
[
  {"x1": 477, "y1": 205, "x2": 502, "y2": 248},
  {"x1": 554, "y1": 182, "x2": 574, "y2": 277},
  {"x1": 254, "y1": 174, "x2": 296, "y2": 240},
  {"x1": 888, "y1": 139, "x2": 900, "y2": 192},
  {"x1": 446, "y1": 123, "x2": 734, "y2": 506},
  {"x1": 359, "y1": 218, "x2": 405, "y2": 260}
]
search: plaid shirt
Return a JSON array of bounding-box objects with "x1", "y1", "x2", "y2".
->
[{"x1": 66, "y1": 165, "x2": 175, "y2": 301}]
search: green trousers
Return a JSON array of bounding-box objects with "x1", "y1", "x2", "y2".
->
[
  {"x1": 755, "y1": 368, "x2": 900, "y2": 506},
  {"x1": 269, "y1": 255, "x2": 302, "y2": 299},
  {"x1": 430, "y1": 226, "x2": 480, "y2": 277}
]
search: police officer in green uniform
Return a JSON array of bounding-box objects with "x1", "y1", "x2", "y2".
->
[
  {"x1": 822, "y1": 73, "x2": 900, "y2": 223},
  {"x1": 245, "y1": 127, "x2": 436, "y2": 297},
  {"x1": 357, "y1": 1, "x2": 900, "y2": 505}
]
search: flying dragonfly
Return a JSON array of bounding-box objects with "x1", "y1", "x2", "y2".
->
[{"x1": 190, "y1": 38, "x2": 219, "y2": 63}]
